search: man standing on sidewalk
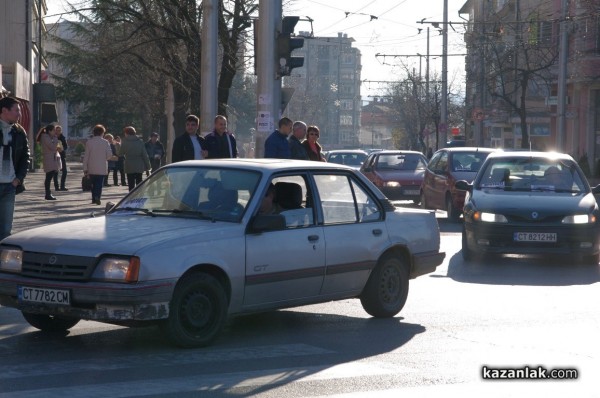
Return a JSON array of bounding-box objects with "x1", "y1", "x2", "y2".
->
[
  {"x1": 0, "y1": 97, "x2": 30, "y2": 240},
  {"x1": 204, "y1": 115, "x2": 238, "y2": 158}
]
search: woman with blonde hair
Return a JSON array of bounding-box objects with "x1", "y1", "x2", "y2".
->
[{"x1": 36, "y1": 124, "x2": 60, "y2": 200}]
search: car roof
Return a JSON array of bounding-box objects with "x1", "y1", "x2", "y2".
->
[
  {"x1": 327, "y1": 149, "x2": 368, "y2": 154},
  {"x1": 436, "y1": 147, "x2": 497, "y2": 153},
  {"x1": 166, "y1": 158, "x2": 358, "y2": 172},
  {"x1": 486, "y1": 151, "x2": 575, "y2": 161},
  {"x1": 375, "y1": 150, "x2": 425, "y2": 155}
]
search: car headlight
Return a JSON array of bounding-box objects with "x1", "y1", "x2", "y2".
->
[
  {"x1": 475, "y1": 211, "x2": 508, "y2": 223},
  {"x1": 92, "y1": 256, "x2": 140, "y2": 283},
  {"x1": 562, "y1": 214, "x2": 596, "y2": 224},
  {"x1": 0, "y1": 247, "x2": 23, "y2": 273},
  {"x1": 384, "y1": 181, "x2": 400, "y2": 187}
]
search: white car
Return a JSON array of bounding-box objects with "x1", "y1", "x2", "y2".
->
[{"x1": 0, "y1": 159, "x2": 445, "y2": 347}]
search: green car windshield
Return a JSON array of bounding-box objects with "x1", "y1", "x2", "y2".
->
[
  {"x1": 113, "y1": 167, "x2": 261, "y2": 222},
  {"x1": 477, "y1": 158, "x2": 587, "y2": 193}
]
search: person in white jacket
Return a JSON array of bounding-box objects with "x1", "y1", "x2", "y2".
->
[{"x1": 83, "y1": 124, "x2": 115, "y2": 205}]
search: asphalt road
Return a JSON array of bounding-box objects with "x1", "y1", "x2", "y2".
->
[{"x1": 2, "y1": 184, "x2": 599, "y2": 397}]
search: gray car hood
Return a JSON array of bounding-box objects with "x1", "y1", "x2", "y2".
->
[{"x1": 2, "y1": 214, "x2": 240, "y2": 257}]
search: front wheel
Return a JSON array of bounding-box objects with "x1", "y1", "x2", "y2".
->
[
  {"x1": 21, "y1": 312, "x2": 80, "y2": 332},
  {"x1": 446, "y1": 195, "x2": 461, "y2": 222},
  {"x1": 360, "y1": 254, "x2": 409, "y2": 318},
  {"x1": 162, "y1": 273, "x2": 228, "y2": 348}
]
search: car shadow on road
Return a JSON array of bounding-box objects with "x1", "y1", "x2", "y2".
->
[{"x1": 445, "y1": 250, "x2": 600, "y2": 286}]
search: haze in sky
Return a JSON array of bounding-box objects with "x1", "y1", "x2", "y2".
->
[{"x1": 45, "y1": 0, "x2": 467, "y2": 97}]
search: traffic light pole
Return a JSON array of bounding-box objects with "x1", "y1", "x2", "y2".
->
[{"x1": 255, "y1": 0, "x2": 280, "y2": 158}]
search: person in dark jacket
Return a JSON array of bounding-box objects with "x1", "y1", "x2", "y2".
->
[
  {"x1": 118, "y1": 126, "x2": 151, "y2": 191},
  {"x1": 172, "y1": 114, "x2": 207, "y2": 162},
  {"x1": 52, "y1": 124, "x2": 69, "y2": 191},
  {"x1": 264, "y1": 117, "x2": 292, "y2": 159},
  {"x1": 0, "y1": 97, "x2": 30, "y2": 240},
  {"x1": 204, "y1": 115, "x2": 237, "y2": 158},
  {"x1": 302, "y1": 125, "x2": 325, "y2": 162},
  {"x1": 145, "y1": 132, "x2": 165, "y2": 173},
  {"x1": 289, "y1": 121, "x2": 309, "y2": 160}
]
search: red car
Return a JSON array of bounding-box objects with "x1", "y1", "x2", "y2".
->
[
  {"x1": 420, "y1": 147, "x2": 496, "y2": 221},
  {"x1": 360, "y1": 150, "x2": 428, "y2": 203}
]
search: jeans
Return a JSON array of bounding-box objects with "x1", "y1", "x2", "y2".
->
[
  {"x1": 0, "y1": 183, "x2": 16, "y2": 241},
  {"x1": 127, "y1": 173, "x2": 142, "y2": 191},
  {"x1": 89, "y1": 174, "x2": 105, "y2": 201}
]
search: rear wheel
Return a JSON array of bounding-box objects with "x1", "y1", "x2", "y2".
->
[
  {"x1": 446, "y1": 195, "x2": 461, "y2": 222},
  {"x1": 21, "y1": 312, "x2": 80, "y2": 332},
  {"x1": 162, "y1": 273, "x2": 228, "y2": 348},
  {"x1": 360, "y1": 254, "x2": 409, "y2": 318},
  {"x1": 420, "y1": 191, "x2": 428, "y2": 209}
]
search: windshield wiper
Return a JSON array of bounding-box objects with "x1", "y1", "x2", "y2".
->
[
  {"x1": 112, "y1": 207, "x2": 156, "y2": 217},
  {"x1": 167, "y1": 209, "x2": 216, "y2": 221}
]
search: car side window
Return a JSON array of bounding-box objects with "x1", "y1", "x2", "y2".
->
[
  {"x1": 435, "y1": 152, "x2": 449, "y2": 173},
  {"x1": 314, "y1": 174, "x2": 382, "y2": 225},
  {"x1": 267, "y1": 175, "x2": 314, "y2": 228},
  {"x1": 428, "y1": 151, "x2": 442, "y2": 170}
]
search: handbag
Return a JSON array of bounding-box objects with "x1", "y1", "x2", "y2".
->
[{"x1": 81, "y1": 175, "x2": 92, "y2": 191}]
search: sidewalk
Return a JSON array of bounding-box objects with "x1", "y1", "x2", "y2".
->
[{"x1": 11, "y1": 162, "x2": 132, "y2": 234}]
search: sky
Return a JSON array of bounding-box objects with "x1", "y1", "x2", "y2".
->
[{"x1": 45, "y1": 0, "x2": 468, "y2": 98}]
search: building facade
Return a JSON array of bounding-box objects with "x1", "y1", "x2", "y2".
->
[
  {"x1": 284, "y1": 32, "x2": 362, "y2": 149},
  {"x1": 460, "y1": 0, "x2": 600, "y2": 173},
  {"x1": 0, "y1": 0, "x2": 56, "y2": 150}
]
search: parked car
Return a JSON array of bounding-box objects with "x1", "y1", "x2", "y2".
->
[
  {"x1": 421, "y1": 147, "x2": 497, "y2": 221},
  {"x1": 457, "y1": 151, "x2": 600, "y2": 263},
  {"x1": 360, "y1": 150, "x2": 428, "y2": 203},
  {"x1": 0, "y1": 159, "x2": 445, "y2": 347},
  {"x1": 325, "y1": 149, "x2": 369, "y2": 170}
]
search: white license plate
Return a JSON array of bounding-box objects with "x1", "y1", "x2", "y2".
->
[
  {"x1": 18, "y1": 286, "x2": 71, "y2": 305},
  {"x1": 513, "y1": 232, "x2": 557, "y2": 242},
  {"x1": 404, "y1": 190, "x2": 420, "y2": 195}
]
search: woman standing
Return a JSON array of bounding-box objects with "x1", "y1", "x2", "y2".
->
[
  {"x1": 118, "y1": 126, "x2": 150, "y2": 191},
  {"x1": 83, "y1": 124, "x2": 115, "y2": 205},
  {"x1": 36, "y1": 124, "x2": 60, "y2": 200},
  {"x1": 301, "y1": 125, "x2": 326, "y2": 162}
]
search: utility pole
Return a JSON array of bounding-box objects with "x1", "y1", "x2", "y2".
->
[
  {"x1": 255, "y1": 0, "x2": 278, "y2": 158},
  {"x1": 441, "y1": 0, "x2": 448, "y2": 147},
  {"x1": 556, "y1": 0, "x2": 569, "y2": 151},
  {"x1": 200, "y1": 0, "x2": 218, "y2": 135}
]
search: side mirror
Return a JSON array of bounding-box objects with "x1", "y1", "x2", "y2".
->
[
  {"x1": 105, "y1": 202, "x2": 116, "y2": 214},
  {"x1": 455, "y1": 180, "x2": 472, "y2": 192},
  {"x1": 250, "y1": 214, "x2": 286, "y2": 232}
]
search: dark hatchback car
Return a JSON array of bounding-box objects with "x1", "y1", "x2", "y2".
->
[
  {"x1": 421, "y1": 147, "x2": 496, "y2": 221},
  {"x1": 457, "y1": 151, "x2": 600, "y2": 264},
  {"x1": 360, "y1": 150, "x2": 428, "y2": 203}
]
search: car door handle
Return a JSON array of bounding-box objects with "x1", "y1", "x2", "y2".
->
[
  {"x1": 372, "y1": 229, "x2": 382, "y2": 236},
  {"x1": 308, "y1": 235, "x2": 320, "y2": 242}
]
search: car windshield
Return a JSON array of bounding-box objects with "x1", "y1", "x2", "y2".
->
[
  {"x1": 328, "y1": 152, "x2": 368, "y2": 166},
  {"x1": 476, "y1": 157, "x2": 587, "y2": 193},
  {"x1": 377, "y1": 153, "x2": 426, "y2": 171},
  {"x1": 112, "y1": 166, "x2": 261, "y2": 222},
  {"x1": 451, "y1": 151, "x2": 491, "y2": 172}
]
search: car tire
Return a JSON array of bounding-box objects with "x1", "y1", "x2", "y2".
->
[
  {"x1": 162, "y1": 273, "x2": 228, "y2": 348},
  {"x1": 579, "y1": 253, "x2": 599, "y2": 266},
  {"x1": 360, "y1": 254, "x2": 409, "y2": 318},
  {"x1": 21, "y1": 312, "x2": 80, "y2": 332},
  {"x1": 462, "y1": 226, "x2": 477, "y2": 262},
  {"x1": 446, "y1": 195, "x2": 461, "y2": 222},
  {"x1": 420, "y1": 191, "x2": 428, "y2": 210}
]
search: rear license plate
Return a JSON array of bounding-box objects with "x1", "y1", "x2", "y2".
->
[
  {"x1": 513, "y1": 232, "x2": 557, "y2": 242},
  {"x1": 404, "y1": 189, "x2": 420, "y2": 195},
  {"x1": 18, "y1": 286, "x2": 71, "y2": 305}
]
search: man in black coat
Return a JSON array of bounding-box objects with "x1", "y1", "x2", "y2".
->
[
  {"x1": 289, "y1": 120, "x2": 309, "y2": 160},
  {"x1": 0, "y1": 96, "x2": 31, "y2": 240},
  {"x1": 172, "y1": 115, "x2": 207, "y2": 162},
  {"x1": 204, "y1": 115, "x2": 238, "y2": 158}
]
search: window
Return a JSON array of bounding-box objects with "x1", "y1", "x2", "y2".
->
[
  {"x1": 266, "y1": 175, "x2": 314, "y2": 228},
  {"x1": 314, "y1": 174, "x2": 381, "y2": 224},
  {"x1": 340, "y1": 115, "x2": 353, "y2": 126}
]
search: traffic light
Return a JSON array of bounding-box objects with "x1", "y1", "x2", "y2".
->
[{"x1": 277, "y1": 16, "x2": 304, "y2": 77}]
